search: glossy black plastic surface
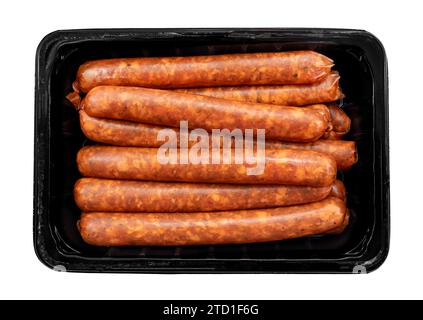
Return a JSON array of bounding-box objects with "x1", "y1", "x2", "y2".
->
[{"x1": 34, "y1": 28, "x2": 389, "y2": 273}]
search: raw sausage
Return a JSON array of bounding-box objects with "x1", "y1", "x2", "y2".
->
[
  {"x1": 80, "y1": 86, "x2": 330, "y2": 142},
  {"x1": 266, "y1": 140, "x2": 357, "y2": 171},
  {"x1": 328, "y1": 103, "x2": 350, "y2": 133},
  {"x1": 327, "y1": 210, "x2": 350, "y2": 235},
  {"x1": 78, "y1": 197, "x2": 346, "y2": 246},
  {"x1": 327, "y1": 103, "x2": 351, "y2": 134},
  {"x1": 77, "y1": 113, "x2": 353, "y2": 170},
  {"x1": 305, "y1": 104, "x2": 332, "y2": 132},
  {"x1": 329, "y1": 179, "x2": 346, "y2": 201},
  {"x1": 74, "y1": 178, "x2": 332, "y2": 212},
  {"x1": 325, "y1": 103, "x2": 351, "y2": 139},
  {"x1": 175, "y1": 71, "x2": 343, "y2": 106},
  {"x1": 77, "y1": 146, "x2": 337, "y2": 187},
  {"x1": 326, "y1": 180, "x2": 348, "y2": 234},
  {"x1": 78, "y1": 107, "x2": 331, "y2": 147},
  {"x1": 73, "y1": 51, "x2": 334, "y2": 93}
]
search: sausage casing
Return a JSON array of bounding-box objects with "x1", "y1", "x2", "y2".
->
[
  {"x1": 77, "y1": 146, "x2": 337, "y2": 187},
  {"x1": 175, "y1": 71, "x2": 343, "y2": 106},
  {"x1": 329, "y1": 179, "x2": 347, "y2": 201},
  {"x1": 74, "y1": 178, "x2": 332, "y2": 212},
  {"x1": 325, "y1": 103, "x2": 351, "y2": 139},
  {"x1": 73, "y1": 51, "x2": 334, "y2": 93},
  {"x1": 79, "y1": 197, "x2": 346, "y2": 246},
  {"x1": 81, "y1": 86, "x2": 329, "y2": 143},
  {"x1": 326, "y1": 209, "x2": 350, "y2": 235},
  {"x1": 326, "y1": 180, "x2": 349, "y2": 234}
]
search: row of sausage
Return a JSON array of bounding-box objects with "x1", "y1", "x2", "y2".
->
[{"x1": 67, "y1": 50, "x2": 357, "y2": 246}]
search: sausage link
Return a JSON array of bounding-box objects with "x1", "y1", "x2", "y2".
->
[
  {"x1": 305, "y1": 104, "x2": 332, "y2": 132},
  {"x1": 74, "y1": 178, "x2": 332, "y2": 213},
  {"x1": 326, "y1": 103, "x2": 351, "y2": 138},
  {"x1": 175, "y1": 71, "x2": 343, "y2": 106},
  {"x1": 73, "y1": 51, "x2": 334, "y2": 93},
  {"x1": 79, "y1": 103, "x2": 340, "y2": 143},
  {"x1": 326, "y1": 180, "x2": 348, "y2": 234},
  {"x1": 326, "y1": 209, "x2": 350, "y2": 235},
  {"x1": 329, "y1": 179, "x2": 347, "y2": 201},
  {"x1": 79, "y1": 197, "x2": 346, "y2": 246},
  {"x1": 266, "y1": 140, "x2": 357, "y2": 171},
  {"x1": 79, "y1": 107, "x2": 331, "y2": 147},
  {"x1": 77, "y1": 146, "x2": 337, "y2": 187},
  {"x1": 81, "y1": 86, "x2": 329, "y2": 143}
]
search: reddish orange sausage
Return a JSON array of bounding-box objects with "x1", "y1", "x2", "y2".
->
[
  {"x1": 78, "y1": 106, "x2": 331, "y2": 147},
  {"x1": 266, "y1": 140, "x2": 357, "y2": 171},
  {"x1": 326, "y1": 180, "x2": 348, "y2": 234},
  {"x1": 73, "y1": 51, "x2": 334, "y2": 93},
  {"x1": 305, "y1": 104, "x2": 332, "y2": 132},
  {"x1": 77, "y1": 146, "x2": 337, "y2": 187},
  {"x1": 79, "y1": 197, "x2": 346, "y2": 246},
  {"x1": 329, "y1": 179, "x2": 347, "y2": 201},
  {"x1": 78, "y1": 112, "x2": 354, "y2": 170},
  {"x1": 327, "y1": 209, "x2": 350, "y2": 235},
  {"x1": 74, "y1": 178, "x2": 332, "y2": 213},
  {"x1": 175, "y1": 71, "x2": 343, "y2": 106},
  {"x1": 80, "y1": 86, "x2": 330, "y2": 143},
  {"x1": 77, "y1": 113, "x2": 353, "y2": 170},
  {"x1": 325, "y1": 103, "x2": 351, "y2": 139}
]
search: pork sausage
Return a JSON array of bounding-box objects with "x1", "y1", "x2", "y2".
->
[
  {"x1": 80, "y1": 86, "x2": 330, "y2": 143},
  {"x1": 305, "y1": 104, "x2": 332, "y2": 132},
  {"x1": 79, "y1": 108, "x2": 331, "y2": 147},
  {"x1": 326, "y1": 209, "x2": 350, "y2": 235},
  {"x1": 76, "y1": 146, "x2": 337, "y2": 187},
  {"x1": 266, "y1": 140, "x2": 357, "y2": 171},
  {"x1": 74, "y1": 178, "x2": 332, "y2": 212},
  {"x1": 329, "y1": 179, "x2": 347, "y2": 201},
  {"x1": 77, "y1": 113, "x2": 353, "y2": 170},
  {"x1": 326, "y1": 103, "x2": 350, "y2": 138},
  {"x1": 73, "y1": 51, "x2": 334, "y2": 93},
  {"x1": 175, "y1": 71, "x2": 343, "y2": 106},
  {"x1": 326, "y1": 180, "x2": 348, "y2": 234},
  {"x1": 79, "y1": 197, "x2": 346, "y2": 246}
]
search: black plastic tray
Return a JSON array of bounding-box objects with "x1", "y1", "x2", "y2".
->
[{"x1": 34, "y1": 28, "x2": 389, "y2": 273}]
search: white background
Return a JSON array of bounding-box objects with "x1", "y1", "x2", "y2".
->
[{"x1": 0, "y1": 0, "x2": 420, "y2": 300}]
